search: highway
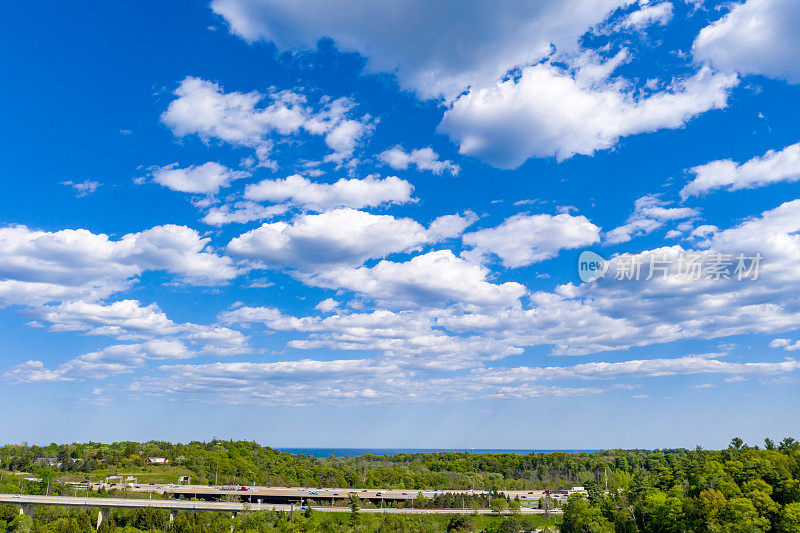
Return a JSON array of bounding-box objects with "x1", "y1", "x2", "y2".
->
[
  {"x1": 0, "y1": 493, "x2": 262, "y2": 513},
  {"x1": 0, "y1": 493, "x2": 564, "y2": 516},
  {"x1": 103, "y1": 482, "x2": 575, "y2": 505}
]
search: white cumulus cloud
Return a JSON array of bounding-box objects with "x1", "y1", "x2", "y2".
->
[
  {"x1": 161, "y1": 77, "x2": 373, "y2": 165},
  {"x1": 302, "y1": 250, "x2": 526, "y2": 309},
  {"x1": 378, "y1": 146, "x2": 460, "y2": 176},
  {"x1": 210, "y1": 0, "x2": 631, "y2": 100},
  {"x1": 151, "y1": 162, "x2": 250, "y2": 195},
  {"x1": 243, "y1": 174, "x2": 414, "y2": 211},
  {"x1": 681, "y1": 141, "x2": 800, "y2": 198},
  {"x1": 0, "y1": 224, "x2": 239, "y2": 306},
  {"x1": 463, "y1": 213, "x2": 601, "y2": 268},
  {"x1": 693, "y1": 0, "x2": 800, "y2": 84},
  {"x1": 617, "y1": 2, "x2": 674, "y2": 30},
  {"x1": 227, "y1": 208, "x2": 472, "y2": 270},
  {"x1": 605, "y1": 194, "x2": 699, "y2": 244},
  {"x1": 439, "y1": 61, "x2": 737, "y2": 168}
]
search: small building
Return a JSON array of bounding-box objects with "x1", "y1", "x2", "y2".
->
[
  {"x1": 145, "y1": 457, "x2": 168, "y2": 465},
  {"x1": 35, "y1": 457, "x2": 59, "y2": 466}
]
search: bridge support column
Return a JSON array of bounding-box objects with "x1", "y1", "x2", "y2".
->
[
  {"x1": 96, "y1": 507, "x2": 110, "y2": 531},
  {"x1": 19, "y1": 504, "x2": 34, "y2": 517},
  {"x1": 170, "y1": 509, "x2": 177, "y2": 523}
]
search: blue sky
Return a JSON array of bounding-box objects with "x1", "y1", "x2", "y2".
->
[{"x1": 2, "y1": 0, "x2": 800, "y2": 449}]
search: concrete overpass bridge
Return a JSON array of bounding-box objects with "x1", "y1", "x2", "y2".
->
[
  {"x1": 1, "y1": 493, "x2": 261, "y2": 530},
  {"x1": 0, "y1": 492, "x2": 561, "y2": 530}
]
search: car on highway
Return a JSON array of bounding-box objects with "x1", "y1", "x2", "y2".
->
[
  {"x1": 361, "y1": 489, "x2": 367, "y2": 492},
  {"x1": 309, "y1": 490, "x2": 318, "y2": 495},
  {"x1": 239, "y1": 487, "x2": 248, "y2": 491}
]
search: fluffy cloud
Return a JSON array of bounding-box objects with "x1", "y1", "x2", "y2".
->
[
  {"x1": 161, "y1": 77, "x2": 372, "y2": 164},
  {"x1": 463, "y1": 213, "x2": 601, "y2": 267},
  {"x1": 427, "y1": 212, "x2": 479, "y2": 241},
  {"x1": 681, "y1": 142, "x2": 800, "y2": 198},
  {"x1": 211, "y1": 1, "x2": 736, "y2": 168},
  {"x1": 770, "y1": 338, "x2": 800, "y2": 351},
  {"x1": 221, "y1": 306, "x2": 522, "y2": 367},
  {"x1": 439, "y1": 198, "x2": 800, "y2": 356},
  {"x1": 6, "y1": 298, "x2": 252, "y2": 384},
  {"x1": 378, "y1": 146, "x2": 460, "y2": 176},
  {"x1": 693, "y1": 0, "x2": 800, "y2": 83},
  {"x1": 202, "y1": 202, "x2": 289, "y2": 226},
  {"x1": 314, "y1": 298, "x2": 339, "y2": 313},
  {"x1": 306, "y1": 250, "x2": 526, "y2": 309},
  {"x1": 36, "y1": 299, "x2": 249, "y2": 354},
  {"x1": 190, "y1": 195, "x2": 800, "y2": 399},
  {"x1": 6, "y1": 341, "x2": 195, "y2": 383},
  {"x1": 617, "y1": 2, "x2": 673, "y2": 30},
  {"x1": 16, "y1": 197, "x2": 800, "y2": 392},
  {"x1": 211, "y1": 0, "x2": 631, "y2": 100},
  {"x1": 129, "y1": 355, "x2": 603, "y2": 406},
  {"x1": 322, "y1": 119, "x2": 375, "y2": 163},
  {"x1": 121, "y1": 349, "x2": 800, "y2": 406},
  {"x1": 151, "y1": 162, "x2": 249, "y2": 194},
  {"x1": 218, "y1": 198, "x2": 800, "y2": 366},
  {"x1": 41, "y1": 300, "x2": 180, "y2": 337},
  {"x1": 0, "y1": 224, "x2": 238, "y2": 306},
  {"x1": 605, "y1": 194, "x2": 698, "y2": 244},
  {"x1": 227, "y1": 208, "x2": 472, "y2": 270},
  {"x1": 243, "y1": 174, "x2": 414, "y2": 210},
  {"x1": 474, "y1": 352, "x2": 800, "y2": 383},
  {"x1": 439, "y1": 61, "x2": 737, "y2": 167},
  {"x1": 61, "y1": 180, "x2": 101, "y2": 197}
]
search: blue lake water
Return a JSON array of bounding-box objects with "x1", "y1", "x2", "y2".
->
[{"x1": 280, "y1": 448, "x2": 596, "y2": 458}]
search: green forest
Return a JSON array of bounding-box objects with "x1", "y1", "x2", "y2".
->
[{"x1": 0, "y1": 437, "x2": 799, "y2": 532}]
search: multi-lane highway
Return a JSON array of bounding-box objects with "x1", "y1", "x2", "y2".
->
[
  {"x1": 103, "y1": 482, "x2": 576, "y2": 506},
  {"x1": 0, "y1": 492, "x2": 564, "y2": 516},
  {"x1": 0, "y1": 493, "x2": 261, "y2": 513}
]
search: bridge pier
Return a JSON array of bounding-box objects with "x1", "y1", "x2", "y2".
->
[
  {"x1": 170, "y1": 509, "x2": 177, "y2": 524},
  {"x1": 19, "y1": 504, "x2": 34, "y2": 517},
  {"x1": 96, "y1": 507, "x2": 110, "y2": 531}
]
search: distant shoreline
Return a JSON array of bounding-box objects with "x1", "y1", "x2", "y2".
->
[{"x1": 279, "y1": 448, "x2": 598, "y2": 458}]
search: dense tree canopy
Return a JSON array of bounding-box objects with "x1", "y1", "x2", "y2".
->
[
  {"x1": 1, "y1": 437, "x2": 799, "y2": 531},
  {"x1": 560, "y1": 438, "x2": 800, "y2": 532}
]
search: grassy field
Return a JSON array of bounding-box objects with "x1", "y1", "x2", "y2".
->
[{"x1": 55, "y1": 465, "x2": 195, "y2": 485}]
